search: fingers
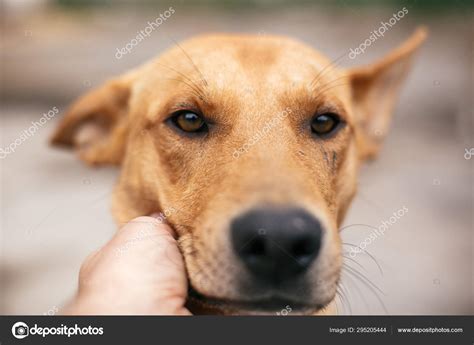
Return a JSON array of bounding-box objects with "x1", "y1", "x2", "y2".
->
[
  {"x1": 150, "y1": 212, "x2": 178, "y2": 238},
  {"x1": 113, "y1": 216, "x2": 176, "y2": 258},
  {"x1": 69, "y1": 215, "x2": 190, "y2": 315},
  {"x1": 117, "y1": 216, "x2": 175, "y2": 239},
  {"x1": 113, "y1": 216, "x2": 189, "y2": 314}
]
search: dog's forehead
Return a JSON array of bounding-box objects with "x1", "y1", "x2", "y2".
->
[{"x1": 158, "y1": 34, "x2": 343, "y2": 90}]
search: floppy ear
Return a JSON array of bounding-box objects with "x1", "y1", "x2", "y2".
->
[
  {"x1": 348, "y1": 27, "x2": 427, "y2": 160},
  {"x1": 51, "y1": 75, "x2": 134, "y2": 166}
]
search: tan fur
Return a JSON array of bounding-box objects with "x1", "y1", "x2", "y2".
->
[{"x1": 51, "y1": 28, "x2": 426, "y2": 315}]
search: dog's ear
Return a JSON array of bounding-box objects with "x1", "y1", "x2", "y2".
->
[
  {"x1": 50, "y1": 75, "x2": 135, "y2": 166},
  {"x1": 348, "y1": 27, "x2": 427, "y2": 160}
]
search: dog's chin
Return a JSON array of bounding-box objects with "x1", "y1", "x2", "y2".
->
[{"x1": 186, "y1": 287, "x2": 328, "y2": 315}]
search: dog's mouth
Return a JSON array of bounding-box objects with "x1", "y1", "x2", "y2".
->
[{"x1": 186, "y1": 286, "x2": 326, "y2": 315}]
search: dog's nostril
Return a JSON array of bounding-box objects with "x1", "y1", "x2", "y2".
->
[
  {"x1": 231, "y1": 207, "x2": 324, "y2": 284},
  {"x1": 292, "y1": 238, "x2": 314, "y2": 257},
  {"x1": 242, "y1": 237, "x2": 266, "y2": 257},
  {"x1": 291, "y1": 237, "x2": 320, "y2": 267}
]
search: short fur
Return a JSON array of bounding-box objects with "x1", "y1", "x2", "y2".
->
[{"x1": 52, "y1": 29, "x2": 426, "y2": 315}]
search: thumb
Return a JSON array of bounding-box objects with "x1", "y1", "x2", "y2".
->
[{"x1": 112, "y1": 216, "x2": 191, "y2": 315}]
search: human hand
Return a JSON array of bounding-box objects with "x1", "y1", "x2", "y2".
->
[{"x1": 63, "y1": 216, "x2": 190, "y2": 315}]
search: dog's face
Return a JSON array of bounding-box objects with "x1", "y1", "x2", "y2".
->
[{"x1": 52, "y1": 30, "x2": 425, "y2": 315}]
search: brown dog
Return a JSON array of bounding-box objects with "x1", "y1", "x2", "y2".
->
[{"x1": 51, "y1": 28, "x2": 426, "y2": 315}]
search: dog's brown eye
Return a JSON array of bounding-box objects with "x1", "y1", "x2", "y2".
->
[
  {"x1": 171, "y1": 111, "x2": 207, "y2": 133},
  {"x1": 311, "y1": 113, "x2": 340, "y2": 136}
]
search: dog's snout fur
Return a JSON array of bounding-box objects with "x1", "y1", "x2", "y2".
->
[{"x1": 51, "y1": 29, "x2": 427, "y2": 315}]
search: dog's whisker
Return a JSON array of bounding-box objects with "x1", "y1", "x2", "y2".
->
[
  {"x1": 341, "y1": 241, "x2": 383, "y2": 275},
  {"x1": 164, "y1": 78, "x2": 206, "y2": 100},
  {"x1": 313, "y1": 82, "x2": 352, "y2": 104},
  {"x1": 337, "y1": 282, "x2": 352, "y2": 315},
  {"x1": 155, "y1": 61, "x2": 207, "y2": 96},
  {"x1": 168, "y1": 36, "x2": 209, "y2": 87},
  {"x1": 342, "y1": 254, "x2": 367, "y2": 273},
  {"x1": 344, "y1": 274, "x2": 370, "y2": 313},
  {"x1": 333, "y1": 292, "x2": 340, "y2": 315},
  {"x1": 334, "y1": 290, "x2": 343, "y2": 314},
  {"x1": 343, "y1": 263, "x2": 385, "y2": 295},
  {"x1": 165, "y1": 77, "x2": 206, "y2": 101},
  {"x1": 313, "y1": 74, "x2": 350, "y2": 93},
  {"x1": 309, "y1": 51, "x2": 348, "y2": 90},
  {"x1": 341, "y1": 264, "x2": 371, "y2": 313},
  {"x1": 344, "y1": 273, "x2": 388, "y2": 315},
  {"x1": 339, "y1": 223, "x2": 379, "y2": 233},
  {"x1": 335, "y1": 290, "x2": 345, "y2": 315},
  {"x1": 342, "y1": 264, "x2": 388, "y2": 314},
  {"x1": 337, "y1": 281, "x2": 352, "y2": 315}
]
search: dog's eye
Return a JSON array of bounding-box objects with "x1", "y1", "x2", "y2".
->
[
  {"x1": 311, "y1": 113, "x2": 340, "y2": 136},
  {"x1": 171, "y1": 111, "x2": 207, "y2": 133}
]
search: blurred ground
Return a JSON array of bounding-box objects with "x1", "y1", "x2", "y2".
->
[{"x1": 0, "y1": 2, "x2": 473, "y2": 314}]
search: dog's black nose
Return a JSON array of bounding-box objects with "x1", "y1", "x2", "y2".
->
[{"x1": 231, "y1": 207, "x2": 323, "y2": 284}]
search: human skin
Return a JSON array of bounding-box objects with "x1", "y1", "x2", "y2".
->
[{"x1": 62, "y1": 216, "x2": 190, "y2": 315}]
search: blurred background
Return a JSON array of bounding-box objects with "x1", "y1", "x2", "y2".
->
[{"x1": 1, "y1": 0, "x2": 472, "y2": 315}]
